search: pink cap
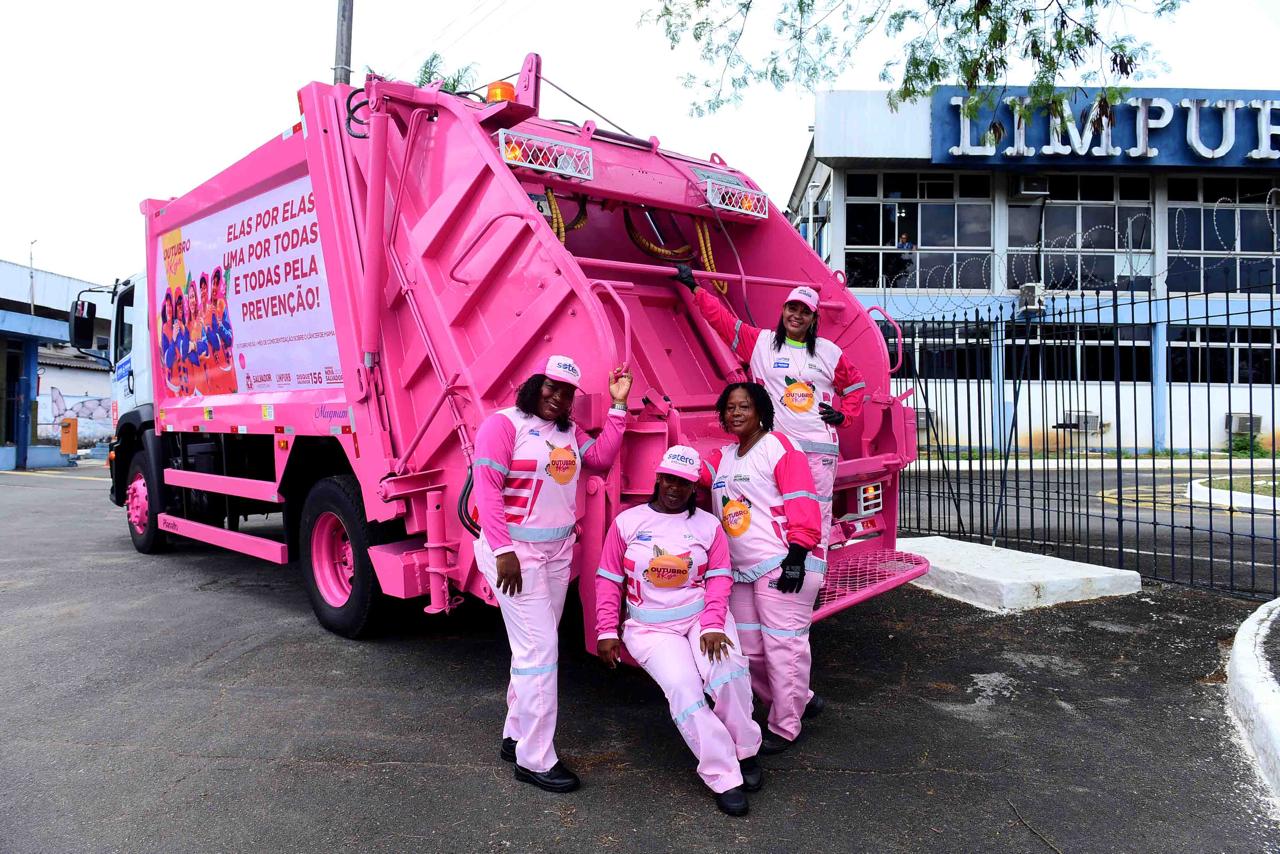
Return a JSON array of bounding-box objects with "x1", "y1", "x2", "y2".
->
[
  {"x1": 655, "y1": 444, "x2": 701, "y2": 482},
  {"x1": 785, "y1": 285, "x2": 820, "y2": 312},
  {"x1": 544, "y1": 355, "x2": 582, "y2": 388}
]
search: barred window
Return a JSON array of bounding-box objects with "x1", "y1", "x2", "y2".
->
[{"x1": 1166, "y1": 176, "x2": 1279, "y2": 295}]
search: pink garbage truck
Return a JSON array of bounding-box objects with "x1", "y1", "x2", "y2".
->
[{"x1": 75, "y1": 54, "x2": 927, "y2": 647}]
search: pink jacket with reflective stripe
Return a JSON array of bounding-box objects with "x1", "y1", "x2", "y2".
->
[
  {"x1": 473, "y1": 406, "x2": 626, "y2": 555},
  {"x1": 595, "y1": 504, "x2": 733, "y2": 641},
  {"x1": 695, "y1": 287, "x2": 865, "y2": 455},
  {"x1": 698, "y1": 432, "x2": 822, "y2": 582}
]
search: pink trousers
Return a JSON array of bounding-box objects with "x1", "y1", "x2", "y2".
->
[
  {"x1": 623, "y1": 613, "x2": 762, "y2": 793},
  {"x1": 806, "y1": 451, "x2": 837, "y2": 563},
  {"x1": 729, "y1": 567, "x2": 823, "y2": 741},
  {"x1": 476, "y1": 535, "x2": 574, "y2": 773}
]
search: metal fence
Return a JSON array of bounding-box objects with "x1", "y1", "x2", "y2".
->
[{"x1": 889, "y1": 291, "x2": 1279, "y2": 600}]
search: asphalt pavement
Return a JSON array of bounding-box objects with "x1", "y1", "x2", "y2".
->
[{"x1": 1, "y1": 467, "x2": 1278, "y2": 853}]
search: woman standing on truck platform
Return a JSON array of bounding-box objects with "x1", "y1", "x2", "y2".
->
[
  {"x1": 595, "y1": 444, "x2": 763, "y2": 816},
  {"x1": 700, "y1": 382, "x2": 823, "y2": 754},
  {"x1": 472, "y1": 355, "x2": 631, "y2": 793},
  {"x1": 677, "y1": 264, "x2": 863, "y2": 722}
]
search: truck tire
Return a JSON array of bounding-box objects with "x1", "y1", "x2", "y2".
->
[
  {"x1": 125, "y1": 453, "x2": 168, "y2": 554},
  {"x1": 300, "y1": 475, "x2": 385, "y2": 639}
]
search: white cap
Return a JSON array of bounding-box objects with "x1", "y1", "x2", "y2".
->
[
  {"x1": 544, "y1": 355, "x2": 582, "y2": 388},
  {"x1": 785, "y1": 285, "x2": 820, "y2": 312},
  {"x1": 655, "y1": 444, "x2": 700, "y2": 483}
]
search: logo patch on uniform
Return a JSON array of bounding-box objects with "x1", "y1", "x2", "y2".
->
[
  {"x1": 733, "y1": 474, "x2": 751, "y2": 483},
  {"x1": 772, "y1": 359, "x2": 790, "y2": 369},
  {"x1": 529, "y1": 429, "x2": 541, "y2": 436},
  {"x1": 543, "y1": 441, "x2": 578, "y2": 485},
  {"x1": 636, "y1": 530, "x2": 653, "y2": 542},
  {"x1": 712, "y1": 479, "x2": 727, "y2": 490},
  {"x1": 720, "y1": 496, "x2": 752, "y2": 537},
  {"x1": 644, "y1": 546, "x2": 692, "y2": 588},
  {"x1": 781, "y1": 375, "x2": 816, "y2": 413}
]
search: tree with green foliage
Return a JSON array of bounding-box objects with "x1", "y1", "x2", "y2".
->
[
  {"x1": 644, "y1": 0, "x2": 1184, "y2": 124},
  {"x1": 416, "y1": 51, "x2": 477, "y2": 94}
]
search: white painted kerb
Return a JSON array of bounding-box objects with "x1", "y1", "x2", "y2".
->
[
  {"x1": 1187, "y1": 478, "x2": 1279, "y2": 514},
  {"x1": 1227, "y1": 596, "x2": 1280, "y2": 799},
  {"x1": 902, "y1": 535, "x2": 1142, "y2": 612}
]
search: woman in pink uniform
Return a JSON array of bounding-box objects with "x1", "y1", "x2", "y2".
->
[
  {"x1": 472, "y1": 355, "x2": 631, "y2": 793},
  {"x1": 676, "y1": 264, "x2": 865, "y2": 635},
  {"x1": 700, "y1": 382, "x2": 823, "y2": 754},
  {"x1": 596, "y1": 445, "x2": 763, "y2": 816}
]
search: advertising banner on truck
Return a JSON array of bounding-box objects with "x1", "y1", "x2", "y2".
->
[{"x1": 154, "y1": 175, "x2": 342, "y2": 400}]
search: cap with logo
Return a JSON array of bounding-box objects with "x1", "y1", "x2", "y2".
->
[
  {"x1": 785, "y1": 285, "x2": 820, "y2": 312},
  {"x1": 544, "y1": 355, "x2": 582, "y2": 388},
  {"x1": 655, "y1": 444, "x2": 701, "y2": 483}
]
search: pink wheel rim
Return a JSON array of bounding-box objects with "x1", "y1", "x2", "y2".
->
[
  {"x1": 311, "y1": 511, "x2": 354, "y2": 607},
  {"x1": 126, "y1": 471, "x2": 149, "y2": 535}
]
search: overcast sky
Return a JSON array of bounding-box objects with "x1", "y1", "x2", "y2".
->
[{"x1": 2, "y1": 0, "x2": 1277, "y2": 285}]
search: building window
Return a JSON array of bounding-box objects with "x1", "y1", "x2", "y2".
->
[
  {"x1": 845, "y1": 171, "x2": 993, "y2": 289},
  {"x1": 1004, "y1": 323, "x2": 1153, "y2": 382},
  {"x1": 1166, "y1": 176, "x2": 1279, "y2": 294},
  {"x1": 1006, "y1": 174, "x2": 1154, "y2": 292},
  {"x1": 1167, "y1": 326, "x2": 1276, "y2": 383}
]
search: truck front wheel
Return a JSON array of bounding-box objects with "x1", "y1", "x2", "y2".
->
[
  {"x1": 125, "y1": 453, "x2": 168, "y2": 554},
  {"x1": 300, "y1": 475, "x2": 384, "y2": 639}
]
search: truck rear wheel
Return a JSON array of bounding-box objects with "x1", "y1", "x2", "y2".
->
[
  {"x1": 300, "y1": 475, "x2": 384, "y2": 638},
  {"x1": 125, "y1": 453, "x2": 168, "y2": 554}
]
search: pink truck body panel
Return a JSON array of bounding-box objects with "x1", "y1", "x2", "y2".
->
[{"x1": 139, "y1": 56, "x2": 925, "y2": 643}]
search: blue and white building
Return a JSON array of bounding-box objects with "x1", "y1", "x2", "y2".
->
[{"x1": 790, "y1": 88, "x2": 1280, "y2": 450}]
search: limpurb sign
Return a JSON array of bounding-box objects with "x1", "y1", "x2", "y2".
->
[{"x1": 931, "y1": 87, "x2": 1280, "y2": 169}]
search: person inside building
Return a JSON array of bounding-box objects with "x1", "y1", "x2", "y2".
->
[
  {"x1": 698, "y1": 382, "x2": 823, "y2": 754},
  {"x1": 472, "y1": 356, "x2": 631, "y2": 793},
  {"x1": 595, "y1": 444, "x2": 763, "y2": 816},
  {"x1": 675, "y1": 264, "x2": 864, "y2": 670}
]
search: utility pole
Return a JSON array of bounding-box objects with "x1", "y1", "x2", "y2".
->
[
  {"x1": 28, "y1": 239, "x2": 37, "y2": 315},
  {"x1": 334, "y1": 0, "x2": 354, "y2": 85}
]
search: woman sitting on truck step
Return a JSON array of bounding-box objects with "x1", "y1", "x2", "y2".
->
[
  {"x1": 595, "y1": 444, "x2": 763, "y2": 816},
  {"x1": 699, "y1": 382, "x2": 823, "y2": 754},
  {"x1": 472, "y1": 355, "x2": 632, "y2": 794},
  {"x1": 677, "y1": 263, "x2": 865, "y2": 722}
]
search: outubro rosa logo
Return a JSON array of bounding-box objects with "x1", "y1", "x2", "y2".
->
[
  {"x1": 644, "y1": 546, "x2": 693, "y2": 588},
  {"x1": 721, "y1": 495, "x2": 752, "y2": 537},
  {"x1": 544, "y1": 441, "x2": 578, "y2": 485},
  {"x1": 781, "y1": 375, "x2": 816, "y2": 413}
]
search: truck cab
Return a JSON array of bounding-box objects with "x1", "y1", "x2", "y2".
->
[{"x1": 70, "y1": 272, "x2": 154, "y2": 504}]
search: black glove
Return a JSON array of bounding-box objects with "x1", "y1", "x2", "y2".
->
[
  {"x1": 818, "y1": 402, "x2": 845, "y2": 426},
  {"x1": 777, "y1": 544, "x2": 808, "y2": 594},
  {"x1": 672, "y1": 263, "x2": 698, "y2": 292}
]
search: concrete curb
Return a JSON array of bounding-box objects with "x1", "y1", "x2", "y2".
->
[
  {"x1": 1228, "y1": 596, "x2": 1280, "y2": 800},
  {"x1": 902, "y1": 535, "x2": 1141, "y2": 612},
  {"x1": 1187, "y1": 477, "x2": 1279, "y2": 514}
]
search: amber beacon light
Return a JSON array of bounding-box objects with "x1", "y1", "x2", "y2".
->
[{"x1": 485, "y1": 81, "x2": 516, "y2": 103}]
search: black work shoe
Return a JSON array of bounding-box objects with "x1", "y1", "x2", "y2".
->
[
  {"x1": 739, "y1": 755, "x2": 764, "y2": 792},
  {"x1": 500, "y1": 737, "x2": 517, "y2": 763},
  {"x1": 514, "y1": 760, "x2": 581, "y2": 793},
  {"x1": 715, "y1": 786, "x2": 749, "y2": 816},
  {"x1": 803, "y1": 694, "x2": 826, "y2": 720},
  {"x1": 759, "y1": 730, "x2": 796, "y2": 755}
]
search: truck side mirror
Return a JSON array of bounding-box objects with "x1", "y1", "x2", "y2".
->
[{"x1": 68, "y1": 300, "x2": 96, "y2": 349}]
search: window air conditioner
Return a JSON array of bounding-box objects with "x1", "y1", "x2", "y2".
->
[
  {"x1": 1064, "y1": 411, "x2": 1101, "y2": 432},
  {"x1": 1015, "y1": 175, "x2": 1050, "y2": 197},
  {"x1": 1227, "y1": 413, "x2": 1262, "y2": 434}
]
